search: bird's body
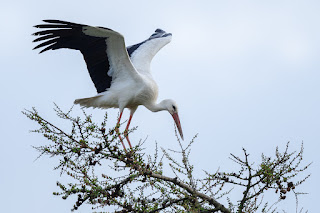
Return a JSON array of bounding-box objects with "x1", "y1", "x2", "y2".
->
[
  {"x1": 33, "y1": 20, "x2": 183, "y2": 150},
  {"x1": 75, "y1": 71, "x2": 158, "y2": 111}
]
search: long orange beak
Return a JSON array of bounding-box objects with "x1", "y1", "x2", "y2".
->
[{"x1": 172, "y1": 112, "x2": 184, "y2": 140}]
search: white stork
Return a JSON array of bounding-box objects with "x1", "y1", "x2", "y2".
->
[{"x1": 33, "y1": 20, "x2": 183, "y2": 151}]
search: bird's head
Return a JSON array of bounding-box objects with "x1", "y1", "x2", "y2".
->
[{"x1": 161, "y1": 99, "x2": 184, "y2": 140}]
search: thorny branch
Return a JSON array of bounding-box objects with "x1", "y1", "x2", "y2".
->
[{"x1": 23, "y1": 105, "x2": 310, "y2": 212}]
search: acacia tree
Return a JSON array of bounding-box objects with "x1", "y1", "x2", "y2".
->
[{"x1": 23, "y1": 105, "x2": 310, "y2": 213}]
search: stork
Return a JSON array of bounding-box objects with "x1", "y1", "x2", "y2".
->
[{"x1": 33, "y1": 20, "x2": 183, "y2": 151}]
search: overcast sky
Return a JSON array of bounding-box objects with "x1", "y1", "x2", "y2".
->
[{"x1": 1, "y1": 0, "x2": 319, "y2": 212}]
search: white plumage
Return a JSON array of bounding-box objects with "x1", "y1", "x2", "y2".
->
[{"x1": 33, "y1": 20, "x2": 183, "y2": 150}]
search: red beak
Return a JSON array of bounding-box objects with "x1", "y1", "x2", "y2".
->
[{"x1": 172, "y1": 112, "x2": 184, "y2": 140}]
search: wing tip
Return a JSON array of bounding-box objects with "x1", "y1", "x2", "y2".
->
[{"x1": 42, "y1": 19, "x2": 60, "y2": 23}]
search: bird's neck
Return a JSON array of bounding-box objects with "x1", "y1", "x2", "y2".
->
[{"x1": 145, "y1": 101, "x2": 166, "y2": 112}]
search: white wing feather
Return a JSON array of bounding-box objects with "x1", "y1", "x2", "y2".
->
[{"x1": 129, "y1": 35, "x2": 172, "y2": 75}]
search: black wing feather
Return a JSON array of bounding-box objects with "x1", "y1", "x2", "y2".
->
[
  {"x1": 33, "y1": 19, "x2": 112, "y2": 93},
  {"x1": 33, "y1": 38, "x2": 59, "y2": 50},
  {"x1": 33, "y1": 34, "x2": 59, "y2": 42},
  {"x1": 127, "y1": 41, "x2": 145, "y2": 57}
]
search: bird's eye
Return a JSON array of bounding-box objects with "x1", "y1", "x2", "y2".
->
[{"x1": 172, "y1": 105, "x2": 176, "y2": 111}]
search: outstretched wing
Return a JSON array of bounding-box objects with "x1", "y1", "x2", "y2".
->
[
  {"x1": 33, "y1": 19, "x2": 138, "y2": 93},
  {"x1": 126, "y1": 29, "x2": 172, "y2": 74}
]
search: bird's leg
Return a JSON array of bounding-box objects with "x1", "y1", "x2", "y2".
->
[
  {"x1": 124, "y1": 114, "x2": 133, "y2": 148},
  {"x1": 124, "y1": 108, "x2": 137, "y2": 149},
  {"x1": 116, "y1": 111, "x2": 127, "y2": 152}
]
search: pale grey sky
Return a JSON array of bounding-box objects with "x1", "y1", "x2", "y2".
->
[{"x1": 1, "y1": 0, "x2": 319, "y2": 212}]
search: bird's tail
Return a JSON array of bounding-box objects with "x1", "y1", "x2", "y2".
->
[{"x1": 74, "y1": 96, "x2": 102, "y2": 108}]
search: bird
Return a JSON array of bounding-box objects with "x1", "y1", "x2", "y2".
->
[{"x1": 33, "y1": 19, "x2": 183, "y2": 151}]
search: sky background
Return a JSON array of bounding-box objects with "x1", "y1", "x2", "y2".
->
[{"x1": 1, "y1": 0, "x2": 319, "y2": 212}]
